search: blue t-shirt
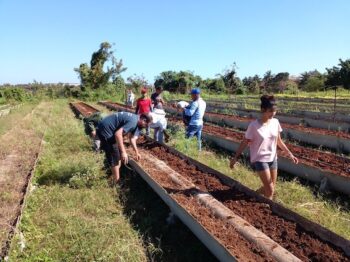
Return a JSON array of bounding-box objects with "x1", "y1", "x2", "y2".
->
[{"x1": 97, "y1": 112, "x2": 138, "y2": 140}]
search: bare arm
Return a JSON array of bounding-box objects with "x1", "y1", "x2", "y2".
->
[
  {"x1": 115, "y1": 128, "x2": 128, "y2": 164},
  {"x1": 130, "y1": 134, "x2": 141, "y2": 160},
  {"x1": 277, "y1": 134, "x2": 298, "y2": 164},
  {"x1": 230, "y1": 138, "x2": 250, "y2": 168}
]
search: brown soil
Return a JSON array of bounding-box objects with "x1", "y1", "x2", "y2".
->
[
  {"x1": 204, "y1": 111, "x2": 350, "y2": 139},
  {"x1": 71, "y1": 102, "x2": 99, "y2": 117},
  {"x1": 136, "y1": 139, "x2": 349, "y2": 261},
  {"x1": 200, "y1": 121, "x2": 350, "y2": 178},
  {"x1": 98, "y1": 102, "x2": 350, "y2": 178},
  {"x1": 135, "y1": 154, "x2": 273, "y2": 261},
  {"x1": 99, "y1": 101, "x2": 133, "y2": 113},
  {"x1": 165, "y1": 103, "x2": 350, "y2": 138},
  {"x1": 94, "y1": 101, "x2": 350, "y2": 260},
  {"x1": 0, "y1": 104, "x2": 46, "y2": 258},
  {"x1": 207, "y1": 104, "x2": 349, "y2": 124}
]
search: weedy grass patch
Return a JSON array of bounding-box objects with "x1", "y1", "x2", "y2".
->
[{"x1": 9, "y1": 100, "x2": 146, "y2": 262}]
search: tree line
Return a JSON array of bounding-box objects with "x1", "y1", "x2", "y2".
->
[
  {"x1": 2, "y1": 41, "x2": 349, "y2": 103},
  {"x1": 74, "y1": 42, "x2": 350, "y2": 95}
]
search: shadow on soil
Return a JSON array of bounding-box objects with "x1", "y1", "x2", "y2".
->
[{"x1": 118, "y1": 166, "x2": 218, "y2": 262}]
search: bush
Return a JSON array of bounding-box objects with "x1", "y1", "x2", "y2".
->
[
  {"x1": 235, "y1": 86, "x2": 247, "y2": 95},
  {"x1": 304, "y1": 76, "x2": 325, "y2": 92},
  {"x1": 162, "y1": 90, "x2": 171, "y2": 101},
  {"x1": 0, "y1": 87, "x2": 33, "y2": 102},
  {"x1": 284, "y1": 81, "x2": 299, "y2": 95}
]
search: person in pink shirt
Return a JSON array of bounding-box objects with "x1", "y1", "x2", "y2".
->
[{"x1": 230, "y1": 95, "x2": 298, "y2": 200}]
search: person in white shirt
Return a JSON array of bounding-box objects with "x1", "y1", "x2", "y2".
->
[
  {"x1": 149, "y1": 107, "x2": 169, "y2": 143},
  {"x1": 126, "y1": 89, "x2": 135, "y2": 108}
]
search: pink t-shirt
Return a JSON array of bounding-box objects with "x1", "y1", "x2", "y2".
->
[{"x1": 245, "y1": 118, "x2": 282, "y2": 163}]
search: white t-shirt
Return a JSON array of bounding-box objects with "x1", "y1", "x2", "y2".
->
[
  {"x1": 149, "y1": 109, "x2": 167, "y2": 130},
  {"x1": 245, "y1": 118, "x2": 282, "y2": 163},
  {"x1": 177, "y1": 101, "x2": 189, "y2": 108},
  {"x1": 127, "y1": 92, "x2": 135, "y2": 102}
]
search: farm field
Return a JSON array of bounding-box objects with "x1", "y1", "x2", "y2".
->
[
  {"x1": 0, "y1": 95, "x2": 348, "y2": 261},
  {"x1": 4, "y1": 100, "x2": 217, "y2": 261},
  {"x1": 0, "y1": 96, "x2": 349, "y2": 261},
  {"x1": 2, "y1": 1, "x2": 350, "y2": 260},
  {"x1": 80, "y1": 100, "x2": 350, "y2": 260}
]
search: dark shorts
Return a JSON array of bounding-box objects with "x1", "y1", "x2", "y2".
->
[
  {"x1": 252, "y1": 158, "x2": 278, "y2": 172},
  {"x1": 98, "y1": 133, "x2": 120, "y2": 167}
]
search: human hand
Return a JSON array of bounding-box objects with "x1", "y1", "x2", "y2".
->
[
  {"x1": 290, "y1": 154, "x2": 299, "y2": 164},
  {"x1": 121, "y1": 152, "x2": 129, "y2": 165},
  {"x1": 136, "y1": 153, "x2": 141, "y2": 161}
]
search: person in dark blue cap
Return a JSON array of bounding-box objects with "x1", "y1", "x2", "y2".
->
[{"x1": 183, "y1": 88, "x2": 206, "y2": 150}]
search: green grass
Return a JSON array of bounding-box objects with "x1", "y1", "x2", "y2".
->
[
  {"x1": 167, "y1": 125, "x2": 350, "y2": 240},
  {"x1": 9, "y1": 100, "x2": 146, "y2": 261},
  {"x1": 0, "y1": 103, "x2": 37, "y2": 136}
]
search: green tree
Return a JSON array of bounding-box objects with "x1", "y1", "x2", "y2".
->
[
  {"x1": 303, "y1": 76, "x2": 325, "y2": 92},
  {"x1": 219, "y1": 63, "x2": 242, "y2": 93},
  {"x1": 242, "y1": 74, "x2": 260, "y2": 94},
  {"x1": 154, "y1": 71, "x2": 202, "y2": 93},
  {"x1": 325, "y1": 59, "x2": 350, "y2": 90},
  {"x1": 262, "y1": 70, "x2": 274, "y2": 92},
  {"x1": 127, "y1": 74, "x2": 148, "y2": 90},
  {"x1": 338, "y1": 59, "x2": 350, "y2": 89},
  {"x1": 74, "y1": 42, "x2": 126, "y2": 90},
  {"x1": 325, "y1": 66, "x2": 342, "y2": 89},
  {"x1": 205, "y1": 78, "x2": 226, "y2": 93},
  {"x1": 299, "y1": 70, "x2": 325, "y2": 91}
]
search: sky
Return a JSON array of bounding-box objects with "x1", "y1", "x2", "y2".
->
[{"x1": 0, "y1": 0, "x2": 349, "y2": 84}]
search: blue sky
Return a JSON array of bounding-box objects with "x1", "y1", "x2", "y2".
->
[{"x1": 0, "y1": 0, "x2": 349, "y2": 84}]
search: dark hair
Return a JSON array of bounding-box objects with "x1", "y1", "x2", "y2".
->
[
  {"x1": 140, "y1": 113, "x2": 153, "y2": 123},
  {"x1": 260, "y1": 95, "x2": 276, "y2": 110}
]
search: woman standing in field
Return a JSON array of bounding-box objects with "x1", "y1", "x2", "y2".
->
[{"x1": 230, "y1": 95, "x2": 298, "y2": 200}]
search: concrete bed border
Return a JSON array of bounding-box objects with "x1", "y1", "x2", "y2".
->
[
  {"x1": 166, "y1": 107, "x2": 350, "y2": 154},
  {"x1": 97, "y1": 101, "x2": 350, "y2": 258},
  {"x1": 206, "y1": 105, "x2": 350, "y2": 132},
  {"x1": 142, "y1": 137, "x2": 350, "y2": 257},
  {"x1": 129, "y1": 159, "x2": 237, "y2": 262},
  {"x1": 201, "y1": 132, "x2": 350, "y2": 196}
]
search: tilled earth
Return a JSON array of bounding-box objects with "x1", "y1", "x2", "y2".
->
[
  {"x1": 201, "y1": 121, "x2": 350, "y2": 178},
  {"x1": 135, "y1": 139, "x2": 349, "y2": 261},
  {"x1": 203, "y1": 111, "x2": 350, "y2": 140}
]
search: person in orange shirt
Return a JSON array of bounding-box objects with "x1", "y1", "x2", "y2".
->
[{"x1": 135, "y1": 87, "x2": 152, "y2": 135}]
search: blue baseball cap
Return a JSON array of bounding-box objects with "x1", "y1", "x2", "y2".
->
[{"x1": 191, "y1": 88, "x2": 201, "y2": 95}]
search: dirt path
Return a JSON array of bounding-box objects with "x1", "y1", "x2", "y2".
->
[{"x1": 0, "y1": 102, "x2": 52, "y2": 258}]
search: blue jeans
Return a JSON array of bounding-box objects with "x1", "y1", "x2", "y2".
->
[{"x1": 186, "y1": 125, "x2": 203, "y2": 151}]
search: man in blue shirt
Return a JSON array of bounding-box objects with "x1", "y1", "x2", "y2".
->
[
  {"x1": 184, "y1": 88, "x2": 206, "y2": 150},
  {"x1": 97, "y1": 112, "x2": 152, "y2": 182}
]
